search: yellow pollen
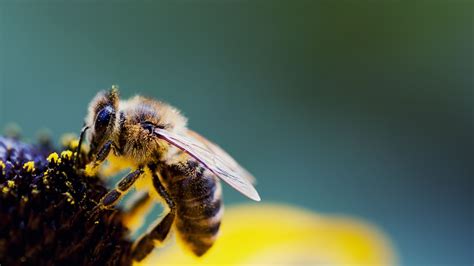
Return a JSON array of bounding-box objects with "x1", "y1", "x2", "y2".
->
[
  {"x1": 23, "y1": 161, "x2": 35, "y2": 172},
  {"x1": 43, "y1": 174, "x2": 49, "y2": 185},
  {"x1": 7, "y1": 180, "x2": 15, "y2": 188},
  {"x1": 63, "y1": 192, "x2": 75, "y2": 204},
  {"x1": 61, "y1": 150, "x2": 73, "y2": 160},
  {"x1": 60, "y1": 133, "x2": 78, "y2": 147},
  {"x1": 47, "y1": 152, "x2": 60, "y2": 164},
  {"x1": 85, "y1": 163, "x2": 98, "y2": 176},
  {"x1": 21, "y1": 196, "x2": 29, "y2": 202},
  {"x1": 0, "y1": 160, "x2": 5, "y2": 175},
  {"x1": 2, "y1": 186, "x2": 9, "y2": 193},
  {"x1": 69, "y1": 139, "x2": 79, "y2": 149}
]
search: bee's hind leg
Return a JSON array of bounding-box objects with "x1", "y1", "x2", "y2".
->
[{"x1": 132, "y1": 164, "x2": 176, "y2": 262}]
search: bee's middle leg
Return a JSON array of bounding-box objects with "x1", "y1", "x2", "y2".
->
[
  {"x1": 96, "y1": 167, "x2": 144, "y2": 210},
  {"x1": 132, "y1": 165, "x2": 176, "y2": 261}
]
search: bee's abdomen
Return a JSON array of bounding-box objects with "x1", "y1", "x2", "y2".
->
[{"x1": 170, "y1": 168, "x2": 223, "y2": 256}]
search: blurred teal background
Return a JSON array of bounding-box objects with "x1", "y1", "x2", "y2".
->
[{"x1": 0, "y1": 1, "x2": 472, "y2": 265}]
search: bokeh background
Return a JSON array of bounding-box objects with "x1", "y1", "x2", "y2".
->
[{"x1": 1, "y1": 1, "x2": 472, "y2": 265}]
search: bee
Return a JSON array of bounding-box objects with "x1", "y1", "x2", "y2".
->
[{"x1": 77, "y1": 87, "x2": 260, "y2": 261}]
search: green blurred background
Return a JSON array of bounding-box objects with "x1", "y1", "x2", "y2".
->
[{"x1": 0, "y1": 1, "x2": 472, "y2": 265}]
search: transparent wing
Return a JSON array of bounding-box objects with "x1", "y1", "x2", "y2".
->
[
  {"x1": 187, "y1": 129, "x2": 257, "y2": 185},
  {"x1": 154, "y1": 128, "x2": 261, "y2": 201}
]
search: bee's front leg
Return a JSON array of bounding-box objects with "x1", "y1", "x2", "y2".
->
[
  {"x1": 96, "y1": 168, "x2": 144, "y2": 210},
  {"x1": 85, "y1": 140, "x2": 114, "y2": 175}
]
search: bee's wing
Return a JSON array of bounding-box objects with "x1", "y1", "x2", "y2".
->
[
  {"x1": 153, "y1": 128, "x2": 261, "y2": 201},
  {"x1": 187, "y1": 129, "x2": 257, "y2": 185}
]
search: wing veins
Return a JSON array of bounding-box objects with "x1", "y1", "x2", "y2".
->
[{"x1": 153, "y1": 128, "x2": 260, "y2": 201}]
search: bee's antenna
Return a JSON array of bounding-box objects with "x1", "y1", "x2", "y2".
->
[{"x1": 75, "y1": 125, "x2": 90, "y2": 167}]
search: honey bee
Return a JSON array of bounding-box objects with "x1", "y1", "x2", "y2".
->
[{"x1": 77, "y1": 86, "x2": 260, "y2": 261}]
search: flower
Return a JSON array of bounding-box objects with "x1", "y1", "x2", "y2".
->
[
  {"x1": 0, "y1": 135, "x2": 397, "y2": 265},
  {"x1": 0, "y1": 136, "x2": 133, "y2": 265},
  {"x1": 138, "y1": 204, "x2": 397, "y2": 265}
]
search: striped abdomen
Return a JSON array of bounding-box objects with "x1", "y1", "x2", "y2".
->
[{"x1": 165, "y1": 162, "x2": 223, "y2": 256}]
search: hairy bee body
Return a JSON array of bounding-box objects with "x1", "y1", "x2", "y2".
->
[
  {"x1": 82, "y1": 87, "x2": 258, "y2": 261},
  {"x1": 161, "y1": 161, "x2": 223, "y2": 256}
]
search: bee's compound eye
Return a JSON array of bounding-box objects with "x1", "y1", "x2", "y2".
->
[
  {"x1": 141, "y1": 121, "x2": 155, "y2": 133},
  {"x1": 95, "y1": 105, "x2": 114, "y2": 133}
]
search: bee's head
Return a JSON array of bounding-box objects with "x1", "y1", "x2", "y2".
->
[{"x1": 85, "y1": 87, "x2": 119, "y2": 156}]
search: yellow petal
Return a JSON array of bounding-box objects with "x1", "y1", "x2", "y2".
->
[{"x1": 136, "y1": 204, "x2": 397, "y2": 265}]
